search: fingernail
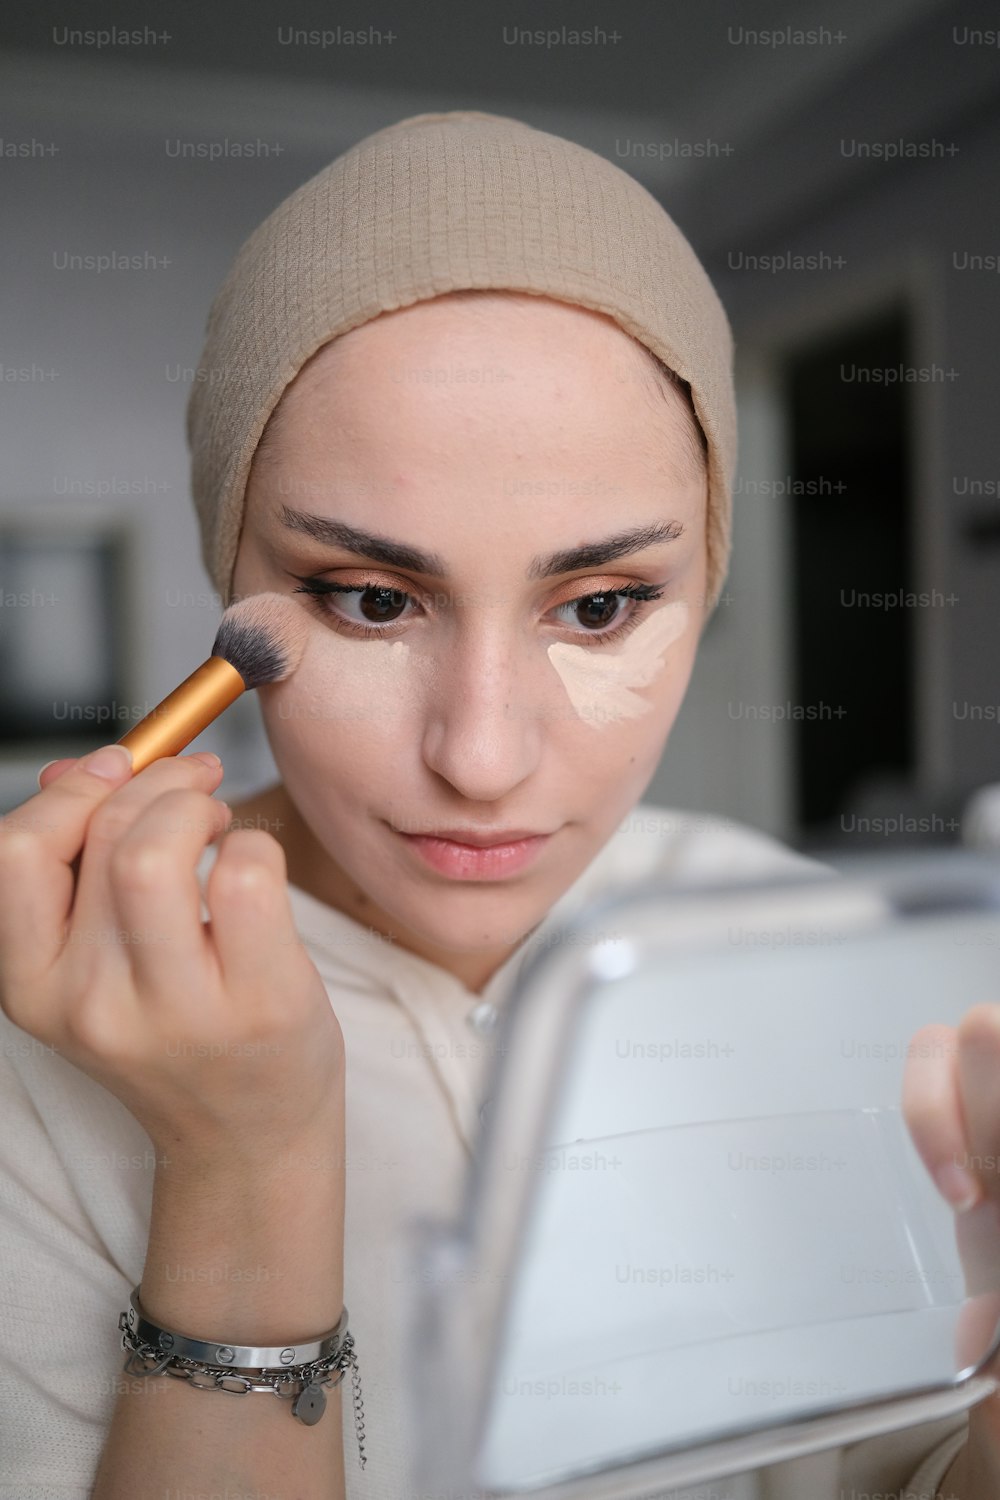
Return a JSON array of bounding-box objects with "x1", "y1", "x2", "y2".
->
[
  {"x1": 187, "y1": 751, "x2": 222, "y2": 769},
  {"x1": 82, "y1": 744, "x2": 134, "y2": 781},
  {"x1": 935, "y1": 1162, "x2": 982, "y2": 1213}
]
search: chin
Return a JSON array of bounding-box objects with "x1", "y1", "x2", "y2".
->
[{"x1": 388, "y1": 880, "x2": 552, "y2": 952}]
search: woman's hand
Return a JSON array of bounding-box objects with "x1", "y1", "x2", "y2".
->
[
  {"x1": 0, "y1": 745, "x2": 345, "y2": 1163},
  {"x1": 903, "y1": 1015, "x2": 1000, "y2": 1375}
]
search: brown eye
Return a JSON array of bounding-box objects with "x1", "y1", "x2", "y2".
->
[
  {"x1": 291, "y1": 576, "x2": 418, "y2": 635},
  {"x1": 572, "y1": 592, "x2": 622, "y2": 630},
  {"x1": 552, "y1": 583, "x2": 666, "y2": 647},
  {"x1": 357, "y1": 585, "x2": 408, "y2": 623}
]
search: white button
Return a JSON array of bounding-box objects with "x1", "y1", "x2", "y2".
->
[{"x1": 467, "y1": 1000, "x2": 498, "y2": 1033}]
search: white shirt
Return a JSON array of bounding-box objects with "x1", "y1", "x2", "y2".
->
[{"x1": 0, "y1": 802, "x2": 968, "y2": 1498}]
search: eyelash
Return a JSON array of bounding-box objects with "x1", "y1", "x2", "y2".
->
[{"x1": 290, "y1": 575, "x2": 666, "y2": 647}]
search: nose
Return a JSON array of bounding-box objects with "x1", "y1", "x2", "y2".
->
[{"x1": 420, "y1": 623, "x2": 546, "y2": 802}]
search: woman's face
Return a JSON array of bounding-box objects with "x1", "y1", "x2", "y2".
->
[{"x1": 230, "y1": 291, "x2": 710, "y2": 990}]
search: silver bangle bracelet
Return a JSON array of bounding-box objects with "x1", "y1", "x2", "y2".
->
[
  {"x1": 123, "y1": 1285, "x2": 349, "y2": 1368},
  {"x1": 116, "y1": 1283, "x2": 367, "y2": 1465}
]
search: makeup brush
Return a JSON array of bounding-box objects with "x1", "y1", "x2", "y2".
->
[{"x1": 116, "y1": 592, "x2": 309, "y2": 774}]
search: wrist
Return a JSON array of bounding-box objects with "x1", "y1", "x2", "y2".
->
[
  {"x1": 152, "y1": 1111, "x2": 346, "y2": 1187},
  {"x1": 140, "y1": 1128, "x2": 345, "y2": 1342},
  {"x1": 147, "y1": 1071, "x2": 346, "y2": 1173}
]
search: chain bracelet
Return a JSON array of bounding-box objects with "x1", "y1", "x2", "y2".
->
[{"x1": 119, "y1": 1312, "x2": 367, "y2": 1469}]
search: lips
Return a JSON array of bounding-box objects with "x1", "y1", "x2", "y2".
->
[
  {"x1": 393, "y1": 827, "x2": 553, "y2": 880},
  {"x1": 405, "y1": 828, "x2": 549, "y2": 848}
]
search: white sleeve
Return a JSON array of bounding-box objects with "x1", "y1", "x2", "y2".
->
[
  {"x1": 0, "y1": 1025, "x2": 137, "y2": 1499},
  {"x1": 834, "y1": 1411, "x2": 970, "y2": 1500},
  {"x1": 900, "y1": 1419, "x2": 970, "y2": 1497}
]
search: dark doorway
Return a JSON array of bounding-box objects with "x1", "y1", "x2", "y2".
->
[{"x1": 783, "y1": 306, "x2": 915, "y2": 843}]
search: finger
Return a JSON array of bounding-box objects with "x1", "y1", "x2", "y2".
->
[
  {"x1": 901, "y1": 1023, "x2": 983, "y2": 1213},
  {"x1": 957, "y1": 1004, "x2": 1000, "y2": 1206},
  {"x1": 37, "y1": 758, "x2": 78, "y2": 790},
  {"x1": 66, "y1": 755, "x2": 224, "y2": 958},
  {"x1": 955, "y1": 1285, "x2": 1000, "y2": 1371},
  {"x1": 107, "y1": 787, "x2": 231, "y2": 999},
  {"x1": 204, "y1": 830, "x2": 307, "y2": 1001},
  {"x1": 955, "y1": 1199, "x2": 1000, "y2": 1299},
  {"x1": 0, "y1": 744, "x2": 135, "y2": 996}
]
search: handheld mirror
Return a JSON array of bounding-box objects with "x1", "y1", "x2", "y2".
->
[{"x1": 407, "y1": 848, "x2": 1000, "y2": 1498}]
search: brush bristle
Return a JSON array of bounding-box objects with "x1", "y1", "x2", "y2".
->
[{"x1": 211, "y1": 592, "x2": 310, "y2": 688}]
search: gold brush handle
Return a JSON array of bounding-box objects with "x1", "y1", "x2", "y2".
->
[{"x1": 116, "y1": 656, "x2": 246, "y2": 774}]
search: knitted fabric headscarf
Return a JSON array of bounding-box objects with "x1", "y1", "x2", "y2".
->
[{"x1": 186, "y1": 110, "x2": 737, "y2": 613}]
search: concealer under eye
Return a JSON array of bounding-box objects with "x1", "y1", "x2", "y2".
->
[{"x1": 288, "y1": 573, "x2": 667, "y2": 648}]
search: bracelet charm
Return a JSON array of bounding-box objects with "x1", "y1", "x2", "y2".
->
[{"x1": 291, "y1": 1380, "x2": 327, "y2": 1424}]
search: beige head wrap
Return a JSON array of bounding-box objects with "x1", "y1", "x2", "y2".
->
[{"x1": 186, "y1": 110, "x2": 736, "y2": 613}]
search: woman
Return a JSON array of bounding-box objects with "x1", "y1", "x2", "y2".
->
[{"x1": 1, "y1": 110, "x2": 997, "y2": 1499}]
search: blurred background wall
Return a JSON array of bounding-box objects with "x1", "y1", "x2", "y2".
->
[{"x1": 1, "y1": 0, "x2": 998, "y2": 857}]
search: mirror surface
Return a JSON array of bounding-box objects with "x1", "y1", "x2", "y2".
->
[{"x1": 411, "y1": 858, "x2": 1000, "y2": 1496}]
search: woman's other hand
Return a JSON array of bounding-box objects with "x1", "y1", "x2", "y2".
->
[{"x1": 903, "y1": 1016, "x2": 1000, "y2": 1375}]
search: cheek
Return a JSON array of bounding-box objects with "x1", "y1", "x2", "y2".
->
[
  {"x1": 259, "y1": 626, "x2": 430, "y2": 765},
  {"x1": 545, "y1": 600, "x2": 691, "y2": 728}
]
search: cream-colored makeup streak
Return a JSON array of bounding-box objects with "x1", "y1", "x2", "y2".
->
[
  {"x1": 546, "y1": 599, "x2": 690, "y2": 726},
  {"x1": 287, "y1": 635, "x2": 418, "y2": 725},
  {"x1": 342, "y1": 639, "x2": 415, "y2": 699}
]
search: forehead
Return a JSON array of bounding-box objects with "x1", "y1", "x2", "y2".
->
[
  {"x1": 288, "y1": 292, "x2": 652, "y2": 392},
  {"x1": 255, "y1": 291, "x2": 699, "y2": 481}
]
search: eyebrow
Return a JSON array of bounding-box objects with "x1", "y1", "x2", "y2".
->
[{"x1": 278, "y1": 504, "x2": 685, "y2": 580}]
